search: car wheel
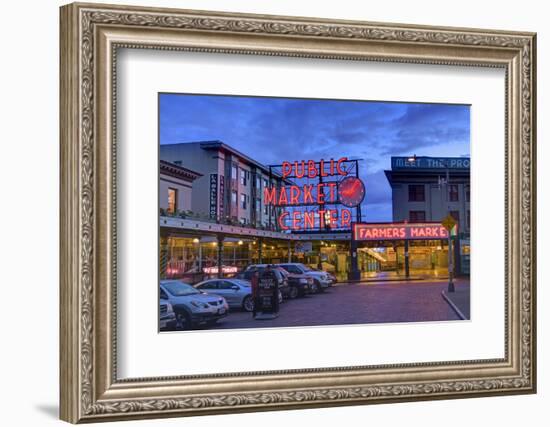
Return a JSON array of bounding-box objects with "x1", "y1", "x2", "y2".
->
[
  {"x1": 288, "y1": 286, "x2": 299, "y2": 299},
  {"x1": 175, "y1": 311, "x2": 192, "y2": 330},
  {"x1": 314, "y1": 280, "x2": 322, "y2": 293},
  {"x1": 242, "y1": 295, "x2": 254, "y2": 312}
]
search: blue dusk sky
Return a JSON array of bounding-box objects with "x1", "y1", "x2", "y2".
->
[{"x1": 159, "y1": 93, "x2": 470, "y2": 222}]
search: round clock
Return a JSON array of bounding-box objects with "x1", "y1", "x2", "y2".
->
[{"x1": 338, "y1": 176, "x2": 365, "y2": 208}]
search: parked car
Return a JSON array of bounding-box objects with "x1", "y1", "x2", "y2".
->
[
  {"x1": 276, "y1": 263, "x2": 332, "y2": 292},
  {"x1": 159, "y1": 298, "x2": 177, "y2": 331},
  {"x1": 195, "y1": 278, "x2": 283, "y2": 312},
  {"x1": 239, "y1": 265, "x2": 312, "y2": 298},
  {"x1": 160, "y1": 280, "x2": 228, "y2": 330},
  {"x1": 237, "y1": 266, "x2": 290, "y2": 299}
]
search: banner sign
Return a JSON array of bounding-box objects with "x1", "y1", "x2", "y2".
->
[
  {"x1": 391, "y1": 156, "x2": 470, "y2": 170},
  {"x1": 354, "y1": 222, "x2": 450, "y2": 241},
  {"x1": 219, "y1": 175, "x2": 225, "y2": 218},
  {"x1": 209, "y1": 174, "x2": 218, "y2": 219}
]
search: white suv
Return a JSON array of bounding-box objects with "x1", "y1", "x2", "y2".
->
[{"x1": 276, "y1": 263, "x2": 332, "y2": 293}]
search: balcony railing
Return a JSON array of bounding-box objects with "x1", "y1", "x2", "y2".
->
[{"x1": 160, "y1": 208, "x2": 279, "y2": 231}]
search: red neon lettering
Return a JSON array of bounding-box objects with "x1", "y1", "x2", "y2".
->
[
  {"x1": 307, "y1": 160, "x2": 318, "y2": 178},
  {"x1": 278, "y1": 187, "x2": 288, "y2": 205},
  {"x1": 327, "y1": 182, "x2": 337, "y2": 202},
  {"x1": 341, "y1": 209, "x2": 351, "y2": 228},
  {"x1": 289, "y1": 185, "x2": 300, "y2": 205},
  {"x1": 425, "y1": 227, "x2": 433, "y2": 237},
  {"x1": 336, "y1": 157, "x2": 349, "y2": 176},
  {"x1": 304, "y1": 211, "x2": 315, "y2": 229},
  {"x1": 330, "y1": 159, "x2": 335, "y2": 175},
  {"x1": 278, "y1": 212, "x2": 289, "y2": 230},
  {"x1": 329, "y1": 210, "x2": 338, "y2": 228},
  {"x1": 317, "y1": 184, "x2": 325, "y2": 204},
  {"x1": 412, "y1": 227, "x2": 425, "y2": 238},
  {"x1": 282, "y1": 162, "x2": 292, "y2": 178},
  {"x1": 399, "y1": 227, "x2": 406, "y2": 238},
  {"x1": 372, "y1": 228, "x2": 379, "y2": 238},
  {"x1": 295, "y1": 161, "x2": 305, "y2": 178},
  {"x1": 318, "y1": 210, "x2": 326, "y2": 228},
  {"x1": 303, "y1": 185, "x2": 314, "y2": 204},
  {"x1": 292, "y1": 211, "x2": 301, "y2": 230},
  {"x1": 440, "y1": 227, "x2": 448, "y2": 237},
  {"x1": 264, "y1": 187, "x2": 277, "y2": 205},
  {"x1": 319, "y1": 159, "x2": 328, "y2": 177}
]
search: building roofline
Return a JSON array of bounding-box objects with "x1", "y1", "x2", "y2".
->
[
  {"x1": 162, "y1": 141, "x2": 284, "y2": 178},
  {"x1": 160, "y1": 160, "x2": 202, "y2": 181},
  {"x1": 384, "y1": 169, "x2": 470, "y2": 186}
]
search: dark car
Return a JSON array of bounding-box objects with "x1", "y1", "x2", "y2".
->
[
  {"x1": 236, "y1": 266, "x2": 288, "y2": 299},
  {"x1": 239, "y1": 265, "x2": 308, "y2": 299},
  {"x1": 273, "y1": 266, "x2": 314, "y2": 298}
]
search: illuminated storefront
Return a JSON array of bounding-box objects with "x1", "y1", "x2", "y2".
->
[
  {"x1": 159, "y1": 146, "x2": 467, "y2": 282},
  {"x1": 349, "y1": 222, "x2": 457, "y2": 280}
]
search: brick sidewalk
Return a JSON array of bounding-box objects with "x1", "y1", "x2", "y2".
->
[
  {"x1": 441, "y1": 280, "x2": 470, "y2": 320},
  {"x1": 206, "y1": 279, "x2": 468, "y2": 331}
]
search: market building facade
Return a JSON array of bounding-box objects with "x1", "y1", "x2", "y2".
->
[{"x1": 159, "y1": 142, "x2": 470, "y2": 282}]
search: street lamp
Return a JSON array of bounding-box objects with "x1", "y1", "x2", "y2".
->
[
  {"x1": 324, "y1": 210, "x2": 331, "y2": 230},
  {"x1": 406, "y1": 155, "x2": 455, "y2": 292}
]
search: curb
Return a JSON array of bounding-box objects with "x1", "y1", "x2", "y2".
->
[
  {"x1": 345, "y1": 277, "x2": 425, "y2": 284},
  {"x1": 441, "y1": 290, "x2": 467, "y2": 320}
]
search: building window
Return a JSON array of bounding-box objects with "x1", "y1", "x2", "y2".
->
[
  {"x1": 264, "y1": 205, "x2": 269, "y2": 215},
  {"x1": 465, "y1": 185, "x2": 470, "y2": 202},
  {"x1": 231, "y1": 191, "x2": 237, "y2": 205},
  {"x1": 467, "y1": 210, "x2": 471, "y2": 230},
  {"x1": 408, "y1": 184, "x2": 425, "y2": 202},
  {"x1": 240, "y1": 168, "x2": 247, "y2": 186},
  {"x1": 167, "y1": 188, "x2": 178, "y2": 213},
  {"x1": 231, "y1": 165, "x2": 238, "y2": 180},
  {"x1": 409, "y1": 210, "x2": 426, "y2": 222},
  {"x1": 449, "y1": 184, "x2": 459, "y2": 202},
  {"x1": 241, "y1": 193, "x2": 248, "y2": 209},
  {"x1": 450, "y1": 210, "x2": 460, "y2": 223},
  {"x1": 255, "y1": 176, "x2": 261, "y2": 188}
]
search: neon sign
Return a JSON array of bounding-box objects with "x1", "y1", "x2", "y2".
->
[
  {"x1": 354, "y1": 223, "x2": 451, "y2": 241},
  {"x1": 264, "y1": 157, "x2": 363, "y2": 231},
  {"x1": 203, "y1": 266, "x2": 239, "y2": 274}
]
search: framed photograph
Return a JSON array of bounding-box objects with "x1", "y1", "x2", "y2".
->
[{"x1": 60, "y1": 2, "x2": 537, "y2": 423}]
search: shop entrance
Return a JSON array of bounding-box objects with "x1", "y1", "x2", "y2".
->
[
  {"x1": 349, "y1": 222, "x2": 455, "y2": 281},
  {"x1": 356, "y1": 240, "x2": 450, "y2": 280}
]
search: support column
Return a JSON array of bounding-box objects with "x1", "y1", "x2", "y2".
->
[
  {"x1": 348, "y1": 230, "x2": 360, "y2": 281},
  {"x1": 217, "y1": 234, "x2": 224, "y2": 278},
  {"x1": 258, "y1": 238, "x2": 263, "y2": 263},
  {"x1": 198, "y1": 242, "x2": 202, "y2": 272},
  {"x1": 159, "y1": 236, "x2": 169, "y2": 279},
  {"x1": 404, "y1": 239, "x2": 410, "y2": 278},
  {"x1": 447, "y1": 234, "x2": 455, "y2": 292}
]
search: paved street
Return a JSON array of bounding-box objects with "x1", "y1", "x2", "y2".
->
[{"x1": 209, "y1": 279, "x2": 469, "y2": 330}]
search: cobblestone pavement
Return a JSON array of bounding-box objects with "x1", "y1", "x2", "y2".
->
[{"x1": 208, "y1": 279, "x2": 469, "y2": 330}]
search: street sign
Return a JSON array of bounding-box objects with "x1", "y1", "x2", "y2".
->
[{"x1": 441, "y1": 214, "x2": 457, "y2": 231}]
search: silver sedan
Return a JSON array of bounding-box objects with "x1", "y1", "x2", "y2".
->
[
  {"x1": 195, "y1": 279, "x2": 254, "y2": 312},
  {"x1": 194, "y1": 278, "x2": 283, "y2": 312}
]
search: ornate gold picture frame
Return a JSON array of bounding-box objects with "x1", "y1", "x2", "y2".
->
[{"x1": 60, "y1": 2, "x2": 536, "y2": 423}]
